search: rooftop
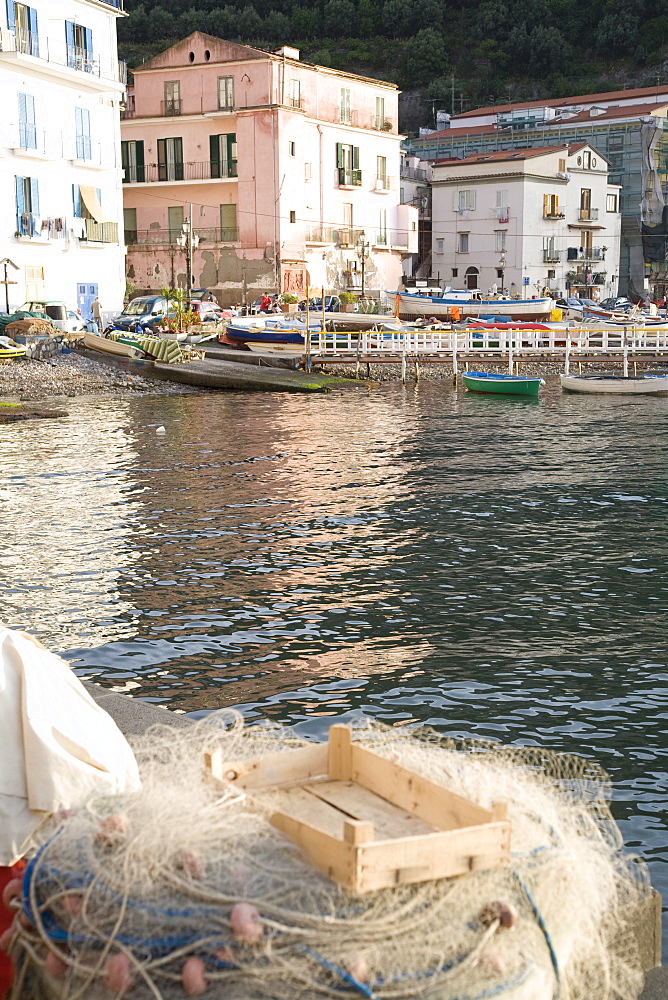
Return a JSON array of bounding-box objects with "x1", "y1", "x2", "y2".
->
[{"x1": 450, "y1": 85, "x2": 668, "y2": 120}]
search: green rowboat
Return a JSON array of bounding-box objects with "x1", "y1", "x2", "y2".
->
[{"x1": 462, "y1": 371, "x2": 545, "y2": 396}]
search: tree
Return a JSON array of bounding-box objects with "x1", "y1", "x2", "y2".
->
[
  {"x1": 237, "y1": 5, "x2": 262, "y2": 38},
  {"x1": 149, "y1": 7, "x2": 175, "y2": 37},
  {"x1": 527, "y1": 25, "x2": 569, "y2": 75},
  {"x1": 323, "y1": 0, "x2": 357, "y2": 37},
  {"x1": 403, "y1": 28, "x2": 448, "y2": 87},
  {"x1": 208, "y1": 6, "x2": 240, "y2": 38},
  {"x1": 264, "y1": 10, "x2": 291, "y2": 39}
]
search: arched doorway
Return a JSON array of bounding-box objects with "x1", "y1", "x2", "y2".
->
[{"x1": 465, "y1": 267, "x2": 479, "y2": 290}]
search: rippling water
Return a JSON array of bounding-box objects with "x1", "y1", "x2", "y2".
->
[{"x1": 2, "y1": 378, "x2": 667, "y2": 948}]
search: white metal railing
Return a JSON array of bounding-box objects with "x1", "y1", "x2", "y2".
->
[
  {"x1": 0, "y1": 28, "x2": 125, "y2": 84},
  {"x1": 305, "y1": 324, "x2": 668, "y2": 358}
]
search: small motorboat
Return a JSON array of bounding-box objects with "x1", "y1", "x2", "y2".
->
[
  {"x1": 560, "y1": 373, "x2": 668, "y2": 395},
  {"x1": 462, "y1": 371, "x2": 545, "y2": 397},
  {"x1": 82, "y1": 332, "x2": 144, "y2": 359}
]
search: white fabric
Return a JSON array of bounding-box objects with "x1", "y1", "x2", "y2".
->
[{"x1": 0, "y1": 625, "x2": 141, "y2": 865}]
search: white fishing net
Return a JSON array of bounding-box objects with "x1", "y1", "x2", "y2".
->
[{"x1": 5, "y1": 712, "x2": 651, "y2": 1000}]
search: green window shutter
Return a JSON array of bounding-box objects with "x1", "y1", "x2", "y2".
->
[
  {"x1": 336, "y1": 142, "x2": 344, "y2": 169},
  {"x1": 174, "y1": 137, "x2": 183, "y2": 180},
  {"x1": 227, "y1": 133, "x2": 237, "y2": 177},
  {"x1": 136, "y1": 140, "x2": 144, "y2": 182},
  {"x1": 352, "y1": 146, "x2": 360, "y2": 170}
]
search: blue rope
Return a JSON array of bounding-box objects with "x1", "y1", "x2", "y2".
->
[{"x1": 511, "y1": 870, "x2": 561, "y2": 999}]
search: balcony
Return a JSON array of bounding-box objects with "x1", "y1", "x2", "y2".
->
[
  {"x1": 161, "y1": 99, "x2": 181, "y2": 116},
  {"x1": 126, "y1": 227, "x2": 238, "y2": 246},
  {"x1": 374, "y1": 175, "x2": 394, "y2": 192},
  {"x1": 337, "y1": 228, "x2": 364, "y2": 247},
  {"x1": 84, "y1": 220, "x2": 119, "y2": 243},
  {"x1": 123, "y1": 161, "x2": 238, "y2": 183},
  {"x1": 578, "y1": 207, "x2": 599, "y2": 221},
  {"x1": 305, "y1": 226, "x2": 337, "y2": 244},
  {"x1": 338, "y1": 167, "x2": 362, "y2": 187},
  {"x1": 288, "y1": 96, "x2": 303, "y2": 110},
  {"x1": 543, "y1": 248, "x2": 562, "y2": 262},
  {"x1": 401, "y1": 165, "x2": 428, "y2": 181},
  {"x1": 567, "y1": 246, "x2": 606, "y2": 262},
  {"x1": 0, "y1": 28, "x2": 126, "y2": 88},
  {"x1": 543, "y1": 210, "x2": 565, "y2": 219}
]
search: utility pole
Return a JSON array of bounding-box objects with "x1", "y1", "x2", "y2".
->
[
  {"x1": 355, "y1": 234, "x2": 371, "y2": 297},
  {"x1": 0, "y1": 258, "x2": 19, "y2": 313}
]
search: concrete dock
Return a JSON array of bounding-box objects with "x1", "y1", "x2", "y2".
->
[{"x1": 85, "y1": 683, "x2": 666, "y2": 1000}]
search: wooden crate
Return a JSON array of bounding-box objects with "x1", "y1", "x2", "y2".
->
[{"x1": 207, "y1": 724, "x2": 511, "y2": 894}]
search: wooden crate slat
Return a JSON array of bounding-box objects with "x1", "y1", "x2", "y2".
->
[
  {"x1": 350, "y1": 743, "x2": 492, "y2": 830},
  {"x1": 354, "y1": 823, "x2": 512, "y2": 893},
  {"x1": 328, "y1": 724, "x2": 353, "y2": 780},
  {"x1": 207, "y1": 743, "x2": 328, "y2": 790},
  {"x1": 308, "y1": 781, "x2": 434, "y2": 840},
  {"x1": 274, "y1": 785, "x2": 347, "y2": 838},
  {"x1": 269, "y1": 811, "x2": 353, "y2": 887}
]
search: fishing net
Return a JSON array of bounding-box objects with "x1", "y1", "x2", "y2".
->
[{"x1": 6, "y1": 713, "x2": 651, "y2": 1000}]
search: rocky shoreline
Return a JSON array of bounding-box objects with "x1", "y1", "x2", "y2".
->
[
  {"x1": 323, "y1": 359, "x2": 664, "y2": 381},
  {"x1": 0, "y1": 352, "x2": 196, "y2": 401}
]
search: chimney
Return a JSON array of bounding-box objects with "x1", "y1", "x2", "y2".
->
[{"x1": 275, "y1": 46, "x2": 300, "y2": 60}]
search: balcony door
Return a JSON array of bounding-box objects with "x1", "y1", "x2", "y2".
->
[
  {"x1": 580, "y1": 188, "x2": 591, "y2": 220},
  {"x1": 157, "y1": 137, "x2": 183, "y2": 181}
]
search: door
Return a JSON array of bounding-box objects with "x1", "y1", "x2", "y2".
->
[
  {"x1": 168, "y1": 205, "x2": 184, "y2": 241},
  {"x1": 465, "y1": 267, "x2": 479, "y2": 290},
  {"x1": 77, "y1": 281, "x2": 97, "y2": 322}
]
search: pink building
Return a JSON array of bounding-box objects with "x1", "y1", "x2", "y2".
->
[{"x1": 121, "y1": 33, "x2": 417, "y2": 305}]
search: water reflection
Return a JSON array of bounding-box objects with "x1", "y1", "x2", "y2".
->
[{"x1": 1, "y1": 381, "x2": 667, "y2": 952}]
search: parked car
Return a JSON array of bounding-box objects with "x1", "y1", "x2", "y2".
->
[
  {"x1": 555, "y1": 297, "x2": 598, "y2": 311},
  {"x1": 599, "y1": 297, "x2": 633, "y2": 312},
  {"x1": 65, "y1": 310, "x2": 87, "y2": 334},
  {"x1": 19, "y1": 300, "x2": 71, "y2": 331},
  {"x1": 109, "y1": 296, "x2": 170, "y2": 332},
  {"x1": 298, "y1": 295, "x2": 341, "y2": 312}
]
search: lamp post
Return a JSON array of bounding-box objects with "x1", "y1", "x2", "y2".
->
[
  {"x1": 355, "y1": 233, "x2": 371, "y2": 298},
  {"x1": 498, "y1": 251, "x2": 506, "y2": 296},
  {"x1": 175, "y1": 205, "x2": 199, "y2": 297}
]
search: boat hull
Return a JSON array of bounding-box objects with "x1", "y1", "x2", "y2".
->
[
  {"x1": 560, "y1": 374, "x2": 668, "y2": 395},
  {"x1": 463, "y1": 371, "x2": 544, "y2": 396},
  {"x1": 83, "y1": 332, "x2": 144, "y2": 359},
  {"x1": 395, "y1": 292, "x2": 553, "y2": 322}
]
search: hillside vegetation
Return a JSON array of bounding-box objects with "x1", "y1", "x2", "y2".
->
[{"x1": 119, "y1": 0, "x2": 668, "y2": 133}]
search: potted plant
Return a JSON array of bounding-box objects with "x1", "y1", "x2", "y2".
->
[
  {"x1": 339, "y1": 291, "x2": 357, "y2": 313},
  {"x1": 280, "y1": 293, "x2": 298, "y2": 312}
]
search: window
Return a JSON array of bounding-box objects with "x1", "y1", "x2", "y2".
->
[
  {"x1": 547, "y1": 269, "x2": 556, "y2": 279},
  {"x1": 457, "y1": 232, "x2": 469, "y2": 253},
  {"x1": 583, "y1": 150, "x2": 591, "y2": 169},
  {"x1": 217, "y1": 76, "x2": 234, "y2": 110},
  {"x1": 543, "y1": 193, "x2": 560, "y2": 217},
  {"x1": 581, "y1": 229, "x2": 593, "y2": 254},
  {"x1": 495, "y1": 230, "x2": 506, "y2": 252},
  {"x1": 375, "y1": 95, "x2": 385, "y2": 129},
  {"x1": 336, "y1": 142, "x2": 361, "y2": 185},
  {"x1": 496, "y1": 189, "x2": 508, "y2": 207},
  {"x1": 607, "y1": 193, "x2": 618, "y2": 212},
  {"x1": 121, "y1": 139, "x2": 144, "y2": 183},
  {"x1": 608, "y1": 133, "x2": 624, "y2": 151},
  {"x1": 376, "y1": 155, "x2": 387, "y2": 188},
  {"x1": 123, "y1": 207, "x2": 137, "y2": 244},
  {"x1": 157, "y1": 137, "x2": 184, "y2": 181},
  {"x1": 289, "y1": 210, "x2": 296, "y2": 223},
  {"x1": 580, "y1": 188, "x2": 591, "y2": 220},
  {"x1": 15, "y1": 175, "x2": 39, "y2": 235},
  {"x1": 451, "y1": 267, "x2": 458, "y2": 277},
  {"x1": 164, "y1": 81, "x2": 181, "y2": 115},
  {"x1": 496, "y1": 269, "x2": 504, "y2": 279},
  {"x1": 289, "y1": 141, "x2": 296, "y2": 157},
  {"x1": 340, "y1": 88, "x2": 351, "y2": 124},
  {"x1": 290, "y1": 79, "x2": 301, "y2": 109},
  {"x1": 377, "y1": 208, "x2": 387, "y2": 245},
  {"x1": 543, "y1": 236, "x2": 557, "y2": 260},
  {"x1": 167, "y1": 205, "x2": 184, "y2": 240},
  {"x1": 210, "y1": 133, "x2": 237, "y2": 178},
  {"x1": 458, "y1": 190, "x2": 475, "y2": 211},
  {"x1": 8, "y1": 3, "x2": 38, "y2": 57},
  {"x1": 558, "y1": 158, "x2": 566, "y2": 173},
  {"x1": 65, "y1": 20, "x2": 92, "y2": 71},
  {"x1": 220, "y1": 203, "x2": 237, "y2": 240},
  {"x1": 18, "y1": 93, "x2": 36, "y2": 149},
  {"x1": 436, "y1": 239, "x2": 444, "y2": 253},
  {"x1": 340, "y1": 202, "x2": 353, "y2": 244},
  {"x1": 304, "y1": 162, "x2": 312, "y2": 180},
  {"x1": 75, "y1": 107, "x2": 91, "y2": 160}
]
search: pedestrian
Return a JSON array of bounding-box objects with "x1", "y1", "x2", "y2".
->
[
  {"x1": 91, "y1": 296, "x2": 103, "y2": 332},
  {"x1": 259, "y1": 293, "x2": 272, "y2": 313}
]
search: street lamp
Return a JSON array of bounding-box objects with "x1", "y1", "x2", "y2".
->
[
  {"x1": 498, "y1": 251, "x2": 506, "y2": 296},
  {"x1": 175, "y1": 210, "x2": 199, "y2": 297},
  {"x1": 0, "y1": 258, "x2": 19, "y2": 313},
  {"x1": 355, "y1": 233, "x2": 371, "y2": 297}
]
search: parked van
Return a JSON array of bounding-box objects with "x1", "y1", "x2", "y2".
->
[{"x1": 110, "y1": 296, "x2": 170, "y2": 332}]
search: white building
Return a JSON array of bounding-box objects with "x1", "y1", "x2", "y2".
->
[
  {"x1": 0, "y1": 0, "x2": 126, "y2": 320},
  {"x1": 430, "y1": 144, "x2": 622, "y2": 300}
]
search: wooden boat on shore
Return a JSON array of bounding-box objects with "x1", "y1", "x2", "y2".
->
[
  {"x1": 83, "y1": 332, "x2": 144, "y2": 359},
  {"x1": 463, "y1": 371, "x2": 545, "y2": 397},
  {"x1": 395, "y1": 290, "x2": 554, "y2": 322},
  {"x1": 560, "y1": 373, "x2": 668, "y2": 395}
]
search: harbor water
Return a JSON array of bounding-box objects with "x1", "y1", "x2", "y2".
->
[{"x1": 2, "y1": 376, "x2": 667, "y2": 951}]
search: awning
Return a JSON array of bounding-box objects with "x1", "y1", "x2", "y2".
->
[
  {"x1": 79, "y1": 186, "x2": 111, "y2": 223},
  {"x1": 567, "y1": 223, "x2": 606, "y2": 230}
]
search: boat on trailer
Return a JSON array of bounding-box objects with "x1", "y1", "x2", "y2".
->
[
  {"x1": 560, "y1": 373, "x2": 668, "y2": 395},
  {"x1": 462, "y1": 371, "x2": 545, "y2": 397}
]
